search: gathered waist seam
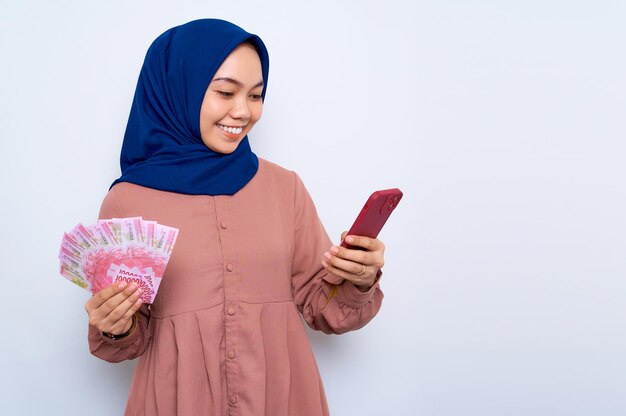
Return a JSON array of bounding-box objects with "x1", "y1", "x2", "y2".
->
[{"x1": 151, "y1": 298, "x2": 295, "y2": 319}]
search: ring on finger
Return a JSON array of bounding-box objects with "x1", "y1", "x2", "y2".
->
[{"x1": 357, "y1": 264, "x2": 366, "y2": 276}]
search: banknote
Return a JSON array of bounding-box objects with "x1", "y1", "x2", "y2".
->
[
  {"x1": 58, "y1": 217, "x2": 178, "y2": 304},
  {"x1": 88, "y1": 222, "x2": 117, "y2": 247},
  {"x1": 107, "y1": 263, "x2": 161, "y2": 304},
  {"x1": 153, "y1": 224, "x2": 179, "y2": 256}
]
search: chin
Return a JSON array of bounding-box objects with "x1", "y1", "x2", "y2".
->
[
  {"x1": 218, "y1": 147, "x2": 238, "y2": 155},
  {"x1": 203, "y1": 140, "x2": 241, "y2": 155}
]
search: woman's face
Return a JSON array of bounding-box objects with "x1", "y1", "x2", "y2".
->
[{"x1": 199, "y1": 43, "x2": 264, "y2": 154}]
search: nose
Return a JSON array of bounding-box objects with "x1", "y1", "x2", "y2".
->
[{"x1": 230, "y1": 96, "x2": 251, "y2": 120}]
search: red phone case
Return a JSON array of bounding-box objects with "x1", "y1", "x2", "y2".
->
[{"x1": 340, "y1": 188, "x2": 403, "y2": 249}]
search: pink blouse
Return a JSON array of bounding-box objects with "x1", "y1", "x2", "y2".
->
[{"x1": 88, "y1": 158, "x2": 384, "y2": 416}]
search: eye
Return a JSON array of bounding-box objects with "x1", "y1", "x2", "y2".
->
[
  {"x1": 249, "y1": 93, "x2": 263, "y2": 101},
  {"x1": 216, "y1": 91, "x2": 234, "y2": 97}
]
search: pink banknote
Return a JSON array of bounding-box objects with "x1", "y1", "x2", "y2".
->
[
  {"x1": 58, "y1": 217, "x2": 178, "y2": 304},
  {"x1": 107, "y1": 264, "x2": 162, "y2": 304}
]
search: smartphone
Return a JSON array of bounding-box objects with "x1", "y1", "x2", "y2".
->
[{"x1": 340, "y1": 188, "x2": 403, "y2": 249}]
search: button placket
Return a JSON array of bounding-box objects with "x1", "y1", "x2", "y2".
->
[{"x1": 215, "y1": 196, "x2": 239, "y2": 412}]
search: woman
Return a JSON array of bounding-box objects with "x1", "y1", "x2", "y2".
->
[{"x1": 85, "y1": 19, "x2": 385, "y2": 415}]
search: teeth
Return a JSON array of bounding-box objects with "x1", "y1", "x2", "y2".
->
[{"x1": 219, "y1": 124, "x2": 243, "y2": 135}]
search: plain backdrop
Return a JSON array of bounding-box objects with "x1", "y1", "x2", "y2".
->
[{"x1": 1, "y1": 1, "x2": 625, "y2": 415}]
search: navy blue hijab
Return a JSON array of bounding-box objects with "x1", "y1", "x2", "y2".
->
[{"x1": 111, "y1": 19, "x2": 269, "y2": 195}]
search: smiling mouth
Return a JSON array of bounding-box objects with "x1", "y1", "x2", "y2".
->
[{"x1": 217, "y1": 124, "x2": 244, "y2": 135}]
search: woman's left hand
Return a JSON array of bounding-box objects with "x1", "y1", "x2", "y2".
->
[{"x1": 322, "y1": 231, "x2": 385, "y2": 292}]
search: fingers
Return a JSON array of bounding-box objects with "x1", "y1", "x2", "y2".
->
[
  {"x1": 323, "y1": 235, "x2": 386, "y2": 289},
  {"x1": 86, "y1": 282, "x2": 140, "y2": 317},
  {"x1": 86, "y1": 281, "x2": 130, "y2": 310},
  {"x1": 322, "y1": 258, "x2": 375, "y2": 288},
  {"x1": 85, "y1": 282, "x2": 143, "y2": 334},
  {"x1": 100, "y1": 283, "x2": 142, "y2": 315},
  {"x1": 329, "y1": 245, "x2": 384, "y2": 269},
  {"x1": 106, "y1": 297, "x2": 143, "y2": 335},
  {"x1": 324, "y1": 251, "x2": 368, "y2": 275},
  {"x1": 330, "y1": 237, "x2": 385, "y2": 268},
  {"x1": 342, "y1": 235, "x2": 384, "y2": 252}
]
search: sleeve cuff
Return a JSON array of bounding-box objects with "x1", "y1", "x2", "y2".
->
[{"x1": 337, "y1": 270, "x2": 382, "y2": 308}]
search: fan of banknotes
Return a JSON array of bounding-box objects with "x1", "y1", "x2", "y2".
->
[{"x1": 59, "y1": 217, "x2": 179, "y2": 304}]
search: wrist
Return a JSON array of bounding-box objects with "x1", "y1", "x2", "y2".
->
[
  {"x1": 102, "y1": 314, "x2": 137, "y2": 340},
  {"x1": 355, "y1": 269, "x2": 382, "y2": 292}
]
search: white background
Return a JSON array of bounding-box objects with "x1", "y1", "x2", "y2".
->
[{"x1": 1, "y1": 1, "x2": 625, "y2": 415}]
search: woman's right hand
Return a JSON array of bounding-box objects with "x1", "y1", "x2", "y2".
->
[{"x1": 85, "y1": 282, "x2": 143, "y2": 336}]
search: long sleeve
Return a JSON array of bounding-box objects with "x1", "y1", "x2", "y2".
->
[
  {"x1": 290, "y1": 172, "x2": 384, "y2": 335},
  {"x1": 87, "y1": 188, "x2": 153, "y2": 363}
]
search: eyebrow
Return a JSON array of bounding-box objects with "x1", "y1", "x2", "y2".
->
[{"x1": 212, "y1": 77, "x2": 264, "y2": 89}]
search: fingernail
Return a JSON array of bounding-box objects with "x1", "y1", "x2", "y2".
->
[
  {"x1": 322, "y1": 261, "x2": 328, "y2": 268},
  {"x1": 118, "y1": 282, "x2": 127, "y2": 289},
  {"x1": 345, "y1": 236, "x2": 354, "y2": 243},
  {"x1": 330, "y1": 246, "x2": 339, "y2": 254},
  {"x1": 323, "y1": 252, "x2": 331, "y2": 260}
]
